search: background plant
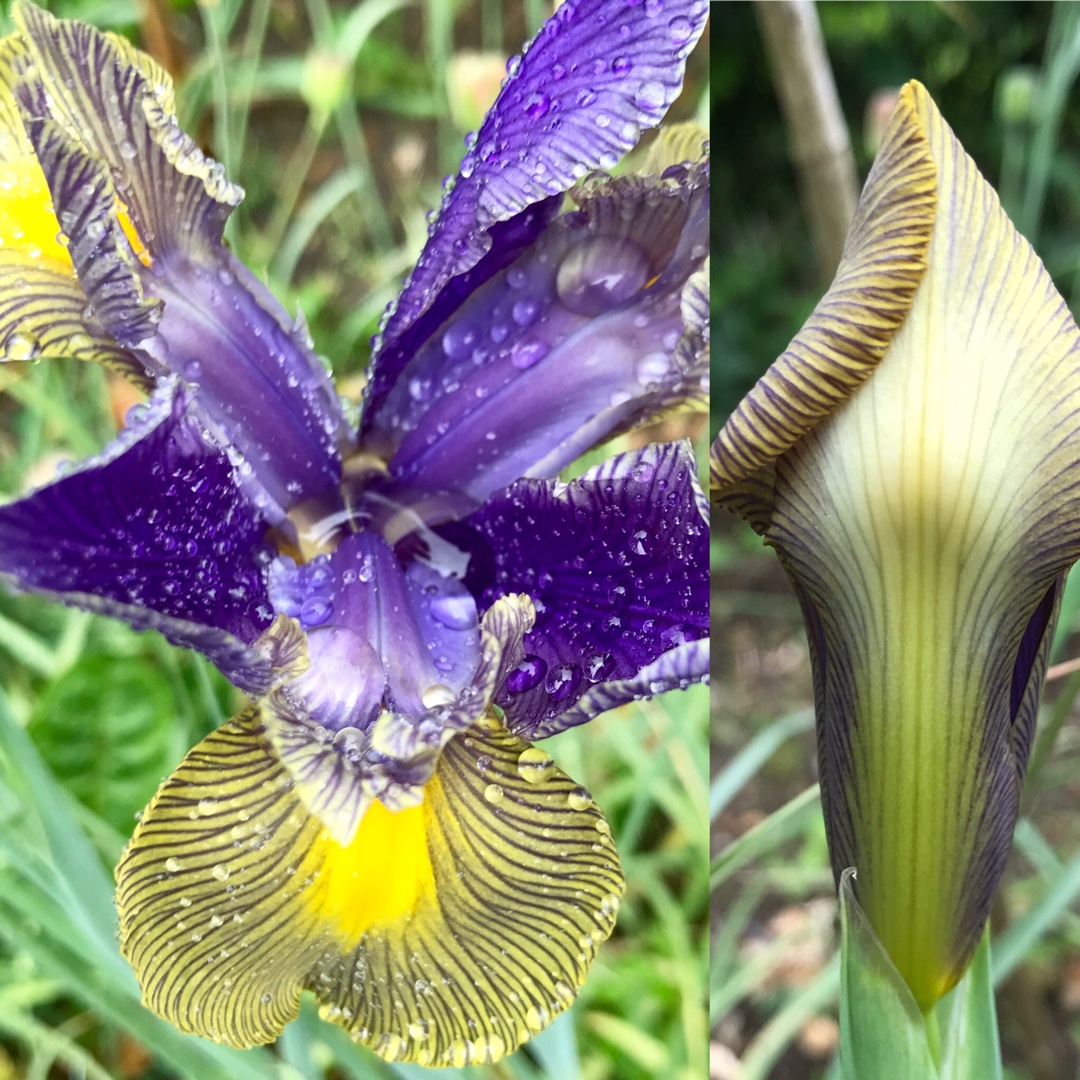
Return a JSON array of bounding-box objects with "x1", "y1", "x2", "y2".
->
[{"x1": 0, "y1": 2, "x2": 710, "y2": 1078}]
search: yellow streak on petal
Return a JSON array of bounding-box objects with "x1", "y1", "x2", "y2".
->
[
  {"x1": 0, "y1": 157, "x2": 73, "y2": 274},
  {"x1": 303, "y1": 788, "x2": 436, "y2": 942},
  {"x1": 117, "y1": 200, "x2": 152, "y2": 268}
]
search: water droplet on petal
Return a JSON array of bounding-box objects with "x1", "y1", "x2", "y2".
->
[
  {"x1": 505, "y1": 655, "x2": 547, "y2": 692},
  {"x1": 635, "y1": 352, "x2": 670, "y2": 386},
  {"x1": 511, "y1": 298, "x2": 539, "y2": 326},
  {"x1": 546, "y1": 662, "x2": 582, "y2": 702},
  {"x1": 633, "y1": 80, "x2": 667, "y2": 112},
  {"x1": 525, "y1": 92, "x2": 551, "y2": 119},
  {"x1": 442, "y1": 320, "x2": 476, "y2": 361},
  {"x1": 517, "y1": 746, "x2": 556, "y2": 784},
  {"x1": 484, "y1": 783, "x2": 504, "y2": 804},
  {"x1": 557, "y1": 236, "x2": 649, "y2": 316},
  {"x1": 421, "y1": 683, "x2": 457, "y2": 709},
  {"x1": 669, "y1": 15, "x2": 694, "y2": 44},
  {"x1": 586, "y1": 652, "x2": 616, "y2": 681},
  {"x1": 510, "y1": 337, "x2": 550, "y2": 371},
  {"x1": 429, "y1": 593, "x2": 477, "y2": 630}
]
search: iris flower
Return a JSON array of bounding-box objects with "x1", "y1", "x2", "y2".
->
[
  {"x1": 712, "y1": 81, "x2": 1080, "y2": 1011},
  {"x1": 0, "y1": 0, "x2": 709, "y2": 1064}
]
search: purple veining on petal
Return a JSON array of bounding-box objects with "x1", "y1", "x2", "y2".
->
[
  {"x1": 360, "y1": 200, "x2": 562, "y2": 443},
  {"x1": 15, "y1": 7, "x2": 348, "y2": 522},
  {"x1": 0, "y1": 379, "x2": 275, "y2": 686},
  {"x1": 372, "y1": 167, "x2": 708, "y2": 503},
  {"x1": 464, "y1": 440, "x2": 709, "y2": 736},
  {"x1": 366, "y1": 0, "x2": 708, "y2": 413}
]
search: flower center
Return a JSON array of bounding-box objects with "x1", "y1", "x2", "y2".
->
[{"x1": 271, "y1": 449, "x2": 477, "y2": 577}]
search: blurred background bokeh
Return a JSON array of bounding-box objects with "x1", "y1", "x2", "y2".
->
[
  {"x1": 0, "y1": 2, "x2": 709, "y2": 1079},
  {"x1": 712, "y1": 3, "x2": 1080, "y2": 1079}
]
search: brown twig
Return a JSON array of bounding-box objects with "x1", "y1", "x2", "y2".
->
[{"x1": 754, "y1": 0, "x2": 859, "y2": 283}]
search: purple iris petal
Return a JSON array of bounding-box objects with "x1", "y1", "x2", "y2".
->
[
  {"x1": 0, "y1": 380, "x2": 275, "y2": 689},
  {"x1": 464, "y1": 440, "x2": 709, "y2": 738},
  {"x1": 15, "y1": 7, "x2": 346, "y2": 521},
  {"x1": 371, "y1": 165, "x2": 708, "y2": 502},
  {"x1": 366, "y1": 0, "x2": 709, "y2": 418}
]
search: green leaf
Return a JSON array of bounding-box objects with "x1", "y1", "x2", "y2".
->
[
  {"x1": 29, "y1": 652, "x2": 176, "y2": 833},
  {"x1": 938, "y1": 929, "x2": 1002, "y2": 1080},
  {"x1": 839, "y1": 870, "x2": 938, "y2": 1080},
  {"x1": 710, "y1": 783, "x2": 821, "y2": 888}
]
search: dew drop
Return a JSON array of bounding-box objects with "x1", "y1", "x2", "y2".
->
[
  {"x1": 510, "y1": 337, "x2": 550, "y2": 371},
  {"x1": 634, "y1": 79, "x2": 667, "y2": 113},
  {"x1": 525, "y1": 92, "x2": 551, "y2": 120},
  {"x1": 669, "y1": 15, "x2": 694, "y2": 44},
  {"x1": 421, "y1": 683, "x2": 457, "y2": 709},
  {"x1": 441, "y1": 320, "x2": 476, "y2": 361},
  {"x1": 556, "y1": 235, "x2": 649, "y2": 316},
  {"x1": 585, "y1": 652, "x2": 616, "y2": 682},
  {"x1": 511, "y1": 297, "x2": 539, "y2": 326},
  {"x1": 567, "y1": 787, "x2": 592, "y2": 812},
  {"x1": 164, "y1": 857, "x2": 182, "y2": 873},
  {"x1": 484, "y1": 783, "x2": 504, "y2": 804},
  {"x1": 210, "y1": 864, "x2": 230, "y2": 882},
  {"x1": 4, "y1": 331, "x2": 40, "y2": 361},
  {"x1": 517, "y1": 746, "x2": 557, "y2": 784},
  {"x1": 429, "y1": 593, "x2": 477, "y2": 630},
  {"x1": 504, "y1": 654, "x2": 547, "y2": 692},
  {"x1": 546, "y1": 662, "x2": 582, "y2": 702},
  {"x1": 635, "y1": 351, "x2": 670, "y2": 386}
]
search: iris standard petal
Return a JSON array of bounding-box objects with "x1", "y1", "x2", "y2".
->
[
  {"x1": 765, "y1": 82, "x2": 1080, "y2": 1007},
  {"x1": 465, "y1": 440, "x2": 708, "y2": 738},
  {"x1": 10, "y1": 6, "x2": 346, "y2": 519},
  {"x1": 710, "y1": 83, "x2": 937, "y2": 522},
  {"x1": 365, "y1": 0, "x2": 709, "y2": 420},
  {"x1": 372, "y1": 162, "x2": 708, "y2": 502},
  {"x1": 116, "y1": 706, "x2": 623, "y2": 1064},
  {"x1": 0, "y1": 378, "x2": 276, "y2": 689}
]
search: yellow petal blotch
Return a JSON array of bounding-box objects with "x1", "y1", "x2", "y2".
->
[{"x1": 304, "y1": 788, "x2": 436, "y2": 942}]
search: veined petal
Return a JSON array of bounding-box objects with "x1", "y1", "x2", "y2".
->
[
  {"x1": 0, "y1": 33, "x2": 140, "y2": 374},
  {"x1": 13, "y1": 3, "x2": 238, "y2": 264},
  {"x1": 768, "y1": 81, "x2": 1080, "y2": 1008},
  {"x1": 11, "y1": 6, "x2": 346, "y2": 518},
  {"x1": 465, "y1": 441, "x2": 709, "y2": 738},
  {"x1": 371, "y1": 162, "x2": 708, "y2": 502},
  {"x1": 264, "y1": 588, "x2": 534, "y2": 842},
  {"x1": 365, "y1": 0, "x2": 708, "y2": 420},
  {"x1": 710, "y1": 81, "x2": 937, "y2": 525},
  {"x1": 116, "y1": 707, "x2": 623, "y2": 1063},
  {"x1": 0, "y1": 378, "x2": 276, "y2": 690}
]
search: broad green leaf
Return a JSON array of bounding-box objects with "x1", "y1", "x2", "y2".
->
[
  {"x1": 839, "y1": 871, "x2": 938, "y2": 1080},
  {"x1": 938, "y1": 929, "x2": 1002, "y2": 1080},
  {"x1": 29, "y1": 652, "x2": 176, "y2": 833}
]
